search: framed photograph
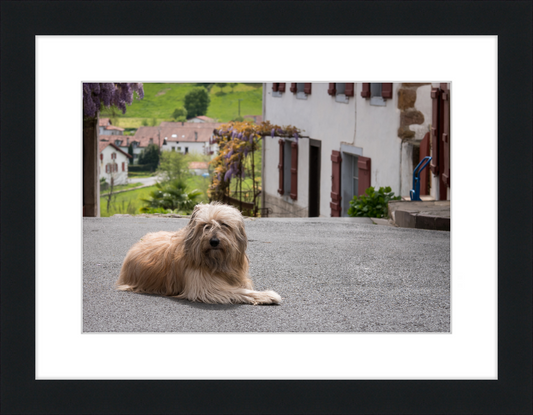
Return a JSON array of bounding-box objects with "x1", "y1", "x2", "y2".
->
[{"x1": 1, "y1": 1, "x2": 531, "y2": 413}]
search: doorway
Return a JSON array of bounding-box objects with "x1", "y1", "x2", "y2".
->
[{"x1": 308, "y1": 139, "x2": 321, "y2": 217}]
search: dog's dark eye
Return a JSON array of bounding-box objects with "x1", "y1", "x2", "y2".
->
[{"x1": 221, "y1": 223, "x2": 229, "y2": 228}]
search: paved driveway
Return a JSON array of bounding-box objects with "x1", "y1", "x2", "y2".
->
[{"x1": 83, "y1": 217, "x2": 450, "y2": 332}]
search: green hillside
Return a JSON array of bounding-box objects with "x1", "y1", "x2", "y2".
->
[{"x1": 100, "y1": 83, "x2": 263, "y2": 128}]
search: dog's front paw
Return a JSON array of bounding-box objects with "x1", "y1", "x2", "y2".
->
[{"x1": 256, "y1": 290, "x2": 282, "y2": 305}]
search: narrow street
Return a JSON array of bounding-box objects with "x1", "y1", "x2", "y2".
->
[{"x1": 83, "y1": 217, "x2": 450, "y2": 333}]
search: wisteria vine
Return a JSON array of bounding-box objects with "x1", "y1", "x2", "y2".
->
[
  {"x1": 83, "y1": 83, "x2": 144, "y2": 118},
  {"x1": 207, "y1": 121, "x2": 304, "y2": 204}
]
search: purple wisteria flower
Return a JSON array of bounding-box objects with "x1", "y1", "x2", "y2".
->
[
  {"x1": 82, "y1": 82, "x2": 144, "y2": 118},
  {"x1": 271, "y1": 128, "x2": 275, "y2": 138}
]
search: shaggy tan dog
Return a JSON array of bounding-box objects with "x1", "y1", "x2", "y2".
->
[{"x1": 116, "y1": 202, "x2": 281, "y2": 305}]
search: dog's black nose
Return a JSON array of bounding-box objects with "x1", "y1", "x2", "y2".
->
[{"x1": 210, "y1": 238, "x2": 220, "y2": 247}]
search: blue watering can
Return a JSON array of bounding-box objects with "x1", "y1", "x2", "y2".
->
[{"x1": 410, "y1": 156, "x2": 432, "y2": 201}]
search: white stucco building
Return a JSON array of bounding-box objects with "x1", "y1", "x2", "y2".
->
[
  {"x1": 262, "y1": 82, "x2": 450, "y2": 217},
  {"x1": 98, "y1": 141, "x2": 132, "y2": 186},
  {"x1": 134, "y1": 123, "x2": 221, "y2": 158}
]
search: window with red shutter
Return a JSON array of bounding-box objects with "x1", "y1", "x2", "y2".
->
[
  {"x1": 329, "y1": 83, "x2": 353, "y2": 103},
  {"x1": 357, "y1": 156, "x2": 371, "y2": 196},
  {"x1": 100, "y1": 154, "x2": 103, "y2": 161},
  {"x1": 381, "y1": 83, "x2": 393, "y2": 99},
  {"x1": 361, "y1": 83, "x2": 370, "y2": 98},
  {"x1": 278, "y1": 83, "x2": 286, "y2": 92},
  {"x1": 330, "y1": 151, "x2": 342, "y2": 217},
  {"x1": 290, "y1": 142, "x2": 298, "y2": 200},
  {"x1": 122, "y1": 162, "x2": 125, "y2": 172},
  {"x1": 344, "y1": 83, "x2": 354, "y2": 97},
  {"x1": 278, "y1": 139, "x2": 284, "y2": 195},
  {"x1": 272, "y1": 83, "x2": 279, "y2": 92},
  {"x1": 291, "y1": 83, "x2": 311, "y2": 99}
]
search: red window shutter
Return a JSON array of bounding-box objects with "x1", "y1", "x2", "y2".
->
[
  {"x1": 278, "y1": 83, "x2": 286, "y2": 93},
  {"x1": 361, "y1": 83, "x2": 370, "y2": 98},
  {"x1": 330, "y1": 150, "x2": 342, "y2": 217},
  {"x1": 327, "y1": 83, "x2": 336, "y2": 96},
  {"x1": 277, "y1": 139, "x2": 284, "y2": 195},
  {"x1": 344, "y1": 83, "x2": 355, "y2": 97},
  {"x1": 290, "y1": 142, "x2": 298, "y2": 200},
  {"x1": 100, "y1": 154, "x2": 103, "y2": 161},
  {"x1": 440, "y1": 83, "x2": 450, "y2": 186},
  {"x1": 304, "y1": 83, "x2": 312, "y2": 94},
  {"x1": 419, "y1": 132, "x2": 430, "y2": 195},
  {"x1": 272, "y1": 83, "x2": 279, "y2": 92},
  {"x1": 381, "y1": 83, "x2": 393, "y2": 99},
  {"x1": 357, "y1": 156, "x2": 371, "y2": 196},
  {"x1": 290, "y1": 83, "x2": 297, "y2": 93},
  {"x1": 105, "y1": 164, "x2": 109, "y2": 173},
  {"x1": 430, "y1": 87, "x2": 440, "y2": 175},
  {"x1": 122, "y1": 162, "x2": 125, "y2": 172}
]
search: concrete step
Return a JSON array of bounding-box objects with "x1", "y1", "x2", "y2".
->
[{"x1": 388, "y1": 200, "x2": 450, "y2": 231}]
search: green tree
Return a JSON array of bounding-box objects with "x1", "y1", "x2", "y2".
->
[
  {"x1": 127, "y1": 143, "x2": 134, "y2": 164},
  {"x1": 172, "y1": 107, "x2": 187, "y2": 121},
  {"x1": 157, "y1": 150, "x2": 189, "y2": 182},
  {"x1": 228, "y1": 83, "x2": 238, "y2": 93},
  {"x1": 138, "y1": 144, "x2": 160, "y2": 170},
  {"x1": 195, "y1": 83, "x2": 214, "y2": 92},
  {"x1": 184, "y1": 87, "x2": 211, "y2": 118},
  {"x1": 140, "y1": 178, "x2": 202, "y2": 214},
  {"x1": 215, "y1": 83, "x2": 227, "y2": 91}
]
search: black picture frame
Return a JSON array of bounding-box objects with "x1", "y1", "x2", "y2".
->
[{"x1": 1, "y1": 1, "x2": 531, "y2": 414}]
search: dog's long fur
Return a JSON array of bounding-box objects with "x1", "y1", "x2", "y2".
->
[{"x1": 116, "y1": 202, "x2": 281, "y2": 305}]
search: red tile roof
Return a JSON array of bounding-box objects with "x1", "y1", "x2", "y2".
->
[
  {"x1": 188, "y1": 162, "x2": 209, "y2": 170},
  {"x1": 134, "y1": 123, "x2": 223, "y2": 148},
  {"x1": 99, "y1": 118, "x2": 111, "y2": 127},
  {"x1": 98, "y1": 140, "x2": 132, "y2": 158},
  {"x1": 105, "y1": 125, "x2": 124, "y2": 131}
]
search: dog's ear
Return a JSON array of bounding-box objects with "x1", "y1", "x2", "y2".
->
[{"x1": 188, "y1": 204, "x2": 202, "y2": 225}]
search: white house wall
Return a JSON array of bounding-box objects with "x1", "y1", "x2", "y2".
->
[
  {"x1": 99, "y1": 146, "x2": 129, "y2": 185},
  {"x1": 263, "y1": 82, "x2": 435, "y2": 217},
  {"x1": 161, "y1": 141, "x2": 207, "y2": 155},
  {"x1": 263, "y1": 83, "x2": 356, "y2": 217}
]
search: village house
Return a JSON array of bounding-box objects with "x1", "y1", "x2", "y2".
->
[
  {"x1": 133, "y1": 122, "x2": 222, "y2": 158},
  {"x1": 188, "y1": 161, "x2": 210, "y2": 176},
  {"x1": 98, "y1": 141, "x2": 132, "y2": 186},
  {"x1": 261, "y1": 82, "x2": 450, "y2": 217},
  {"x1": 98, "y1": 118, "x2": 125, "y2": 136}
]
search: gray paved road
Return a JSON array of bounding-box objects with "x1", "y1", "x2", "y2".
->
[{"x1": 83, "y1": 217, "x2": 450, "y2": 332}]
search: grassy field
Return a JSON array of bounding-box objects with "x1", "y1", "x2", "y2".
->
[
  {"x1": 100, "y1": 83, "x2": 263, "y2": 128},
  {"x1": 100, "y1": 175, "x2": 211, "y2": 217}
]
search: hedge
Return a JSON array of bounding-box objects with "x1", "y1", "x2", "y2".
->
[{"x1": 129, "y1": 164, "x2": 155, "y2": 172}]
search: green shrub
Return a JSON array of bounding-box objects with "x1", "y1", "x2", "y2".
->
[
  {"x1": 347, "y1": 186, "x2": 401, "y2": 218},
  {"x1": 140, "y1": 179, "x2": 202, "y2": 214},
  {"x1": 129, "y1": 164, "x2": 154, "y2": 172}
]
